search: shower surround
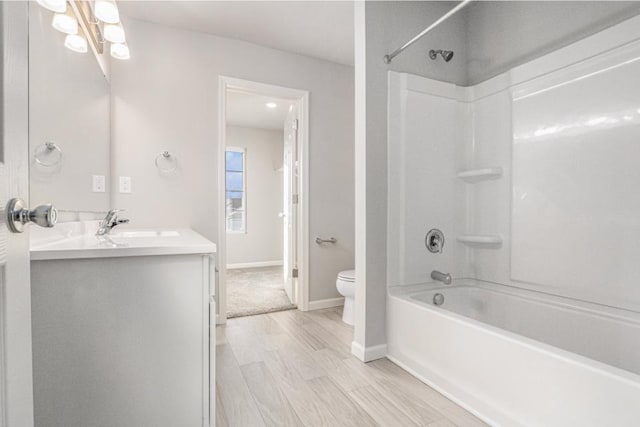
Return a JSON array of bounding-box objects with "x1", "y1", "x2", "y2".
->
[{"x1": 386, "y1": 15, "x2": 640, "y2": 426}]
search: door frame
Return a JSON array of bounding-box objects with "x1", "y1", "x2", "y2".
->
[
  {"x1": 2, "y1": 2, "x2": 35, "y2": 425},
  {"x1": 217, "y1": 76, "x2": 310, "y2": 324}
]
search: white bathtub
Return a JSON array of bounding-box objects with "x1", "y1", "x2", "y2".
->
[{"x1": 387, "y1": 279, "x2": 640, "y2": 426}]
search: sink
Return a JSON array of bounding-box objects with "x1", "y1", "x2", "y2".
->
[{"x1": 114, "y1": 230, "x2": 180, "y2": 238}]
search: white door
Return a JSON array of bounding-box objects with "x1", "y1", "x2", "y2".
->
[
  {"x1": 1, "y1": 2, "x2": 35, "y2": 426},
  {"x1": 282, "y1": 104, "x2": 299, "y2": 304}
]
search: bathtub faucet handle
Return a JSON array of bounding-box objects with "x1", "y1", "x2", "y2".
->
[{"x1": 425, "y1": 229, "x2": 445, "y2": 253}]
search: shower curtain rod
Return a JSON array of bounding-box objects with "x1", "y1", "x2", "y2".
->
[{"x1": 383, "y1": 0, "x2": 473, "y2": 64}]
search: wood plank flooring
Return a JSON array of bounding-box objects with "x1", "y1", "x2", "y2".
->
[{"x1": 216, "y1": 307, "x2": 487, "y2": 427}]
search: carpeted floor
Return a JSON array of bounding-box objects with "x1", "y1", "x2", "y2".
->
[{"x1": 226, "y1": 266, "x2": 296, "y2": 318}]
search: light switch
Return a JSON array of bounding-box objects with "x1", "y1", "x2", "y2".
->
[
  {"x1": 119, "y1": 176, "x2": 132, "y2": 193},
  {"x1": 92, "y1": 175, "x2": 106, "y2": 193}
]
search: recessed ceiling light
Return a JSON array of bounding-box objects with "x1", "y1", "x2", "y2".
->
[{"x1": 266, "y1": 102, "x2": 277, "y2": 109}]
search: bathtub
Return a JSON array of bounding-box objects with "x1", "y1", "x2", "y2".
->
[{"x1": 386, "y1": 279, "x2": 640, "y2": 426}]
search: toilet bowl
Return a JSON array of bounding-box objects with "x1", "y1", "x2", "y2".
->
[{"x1": 336, "y1": 269, "x2": 356, "y2": 325}]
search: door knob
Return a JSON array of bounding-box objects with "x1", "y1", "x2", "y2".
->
[{"x1": 5, "y1": 198, "x2": 57, "y2": 233}]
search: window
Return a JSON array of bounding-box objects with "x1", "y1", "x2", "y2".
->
[{"x1": 225, "y1": 147, "x2": 246, "y2": 233}]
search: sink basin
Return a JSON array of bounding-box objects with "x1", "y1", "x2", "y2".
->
[{"x1": 114, "y1": 230, "x2": 180, "y2": 238}]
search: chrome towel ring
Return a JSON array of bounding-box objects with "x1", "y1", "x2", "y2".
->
[
  {"x1": 34, "y1": 141, "x2": 63, "y2": 167},
  {"x1": 155, "y1": 151, "x2": 178, "y2": 174}
]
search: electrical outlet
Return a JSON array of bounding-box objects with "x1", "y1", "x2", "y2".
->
[
  {"x1": 92, "y1": 175, "x2": 106, "y2": 193},
  {"x1": 119, "y1": 176, "x2": 132, "y2": 193}
]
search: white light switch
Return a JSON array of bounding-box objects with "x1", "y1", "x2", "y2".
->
[
  {"x1": 119, "y1": 176, "x2": 132, "y2": 193},
  {"x1": 92, "y1": 175, "x2": 106, "y2": 193}
]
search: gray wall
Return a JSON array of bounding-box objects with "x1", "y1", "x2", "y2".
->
[
  {"x1": 356, "y1": 1, "x2": 468, "y2": 350},
  {"x1": 110, "y1": 17, "x2": 355, "y2": 304},
  {"x1": 465, "y1": 1, "x2": 640, "y2": 84},
  {"x1": 226, "y1": 126, "x2": 284, "y2": 266}
]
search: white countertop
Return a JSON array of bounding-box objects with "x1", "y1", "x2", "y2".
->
[{"x1": 31, "y1": 227, "x2": 217, "y2": 261}]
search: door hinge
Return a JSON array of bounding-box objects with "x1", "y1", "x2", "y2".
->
[
  {"x1": 292, "y1": 194, "x2": 299, "y2": 204},
  {"x1": 292, "y1": 268, "x2": 299, "y2": 278},
  {"x1": 292, "y1": 119, "x2": 299, "y2": 131}
]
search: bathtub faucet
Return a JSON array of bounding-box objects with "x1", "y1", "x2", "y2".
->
[{"x1": 431, "y1": 270, "x2": 452, "y2": 285}]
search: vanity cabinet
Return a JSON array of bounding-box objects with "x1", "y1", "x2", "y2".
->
[{"x1": 30, "y1": 230, "x2": 216, "y2": 427}]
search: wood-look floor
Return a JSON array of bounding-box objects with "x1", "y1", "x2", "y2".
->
[{"x1": 215, "y1": 307, "x2": 487, "y2": 427}]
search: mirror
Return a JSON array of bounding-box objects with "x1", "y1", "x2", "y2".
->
[{"x1": 29, "y1": 2, "x2": 110, "y2": 214}]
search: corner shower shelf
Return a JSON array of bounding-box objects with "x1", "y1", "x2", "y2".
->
[
  {"x1": 456, "y1": 167, "x2": 503, "y2": 183},
  {"x1": 457, "y1": 234, "x2": 503, "y2": 247}
]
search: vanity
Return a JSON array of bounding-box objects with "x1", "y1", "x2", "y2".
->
[
  {"x1": 30, "y1": 224, "x2": 216, "y2": 427},
  {"x1": 27, "y1": 3, "x2": 216, "y2": 425}
]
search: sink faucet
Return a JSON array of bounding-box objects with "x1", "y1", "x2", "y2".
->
[
  {"x1": 431, "y1": 270, "x2": 452, "y2": 285},
  {"x1": 96, "y1": 209, "x2": 129, "y2": 236}
]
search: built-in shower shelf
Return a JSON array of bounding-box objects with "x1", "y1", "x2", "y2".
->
[
  {"x1": 457, "y1": 235, "x2": 503, "y2": 247},
  {"x1": 457, "y1": 167, "x2": 503, "y2": 183}
]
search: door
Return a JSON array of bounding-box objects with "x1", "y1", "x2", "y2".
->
[
  {"x1": 282, "y1": 104, "x2": 299, "y2": 304},
  {"x1": 1, "y1": 2, "x2": 35, "y2": 426}
]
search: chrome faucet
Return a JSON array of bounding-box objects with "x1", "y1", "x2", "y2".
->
[
  {"x1": 96, "y1": 209, "x2": 129, "y2": 236},
  {"x1": 431, "y1": 270, "x2": 452, "y2": 285}
]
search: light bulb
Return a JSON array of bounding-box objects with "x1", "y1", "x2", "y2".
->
[
  {"x1": 52, "y1": 10, "x2": 78, "y2": 35},
  {"x1": 64, "y1": 33, "x2": 88, "y2": 53},
  {"x1": 103, "y1": 23, "x2": 125, "y2": 43},
  {"x1": 37, "y1": 0, "x2": 67, "y2": 13},
  {"x1": 94, "y1": 0, "x2": 120, "y2": 24},
  {"x1": 266, "y1": 102, "x2": 277, "y2": 109},
  {"x1": 110, "y1": 43, "x2": 130, "y2": 60}
]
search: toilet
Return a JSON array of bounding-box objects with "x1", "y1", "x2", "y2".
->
[{"x1": 336, "y1": 269, "x2": 356, "y2": 325}]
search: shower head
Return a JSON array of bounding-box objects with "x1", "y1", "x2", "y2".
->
[{"x1": 429, "y1": 49, "x2": 454, "y2": 62}]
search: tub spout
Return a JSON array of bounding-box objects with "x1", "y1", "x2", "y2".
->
[{"x1": 431, "y1": 270, "x2": 452, "y2": 285}]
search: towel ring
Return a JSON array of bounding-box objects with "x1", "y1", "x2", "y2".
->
[
  {"x1": 34, "y1": 142, "x2": 63, "y2": 167},
  {"x1": 155, "y1": 151, "x2": 177, "y2": 173}
]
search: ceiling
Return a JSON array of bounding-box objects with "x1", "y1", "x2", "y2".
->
[
  {"x1": 226, "y1": 91, "x2": 292, "y2": 130},
  {"x1": 119, "y1": 1, "x2": 355, "y2": 66}
]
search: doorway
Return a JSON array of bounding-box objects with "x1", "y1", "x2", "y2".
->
[{"x1": 217, "y1": 77, "x2": 309, "y2": 323}]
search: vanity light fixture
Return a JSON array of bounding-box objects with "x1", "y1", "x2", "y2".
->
[
  {"x1": 110, "y1": 42, "x2": 130, "y2": 60},
  {"x1": 266, "y1": 102, "x2": 278, "y2": 109},
  {"x1": 52, "y1": 9, "x2": 79, "y2": 35},
  {"x1": 94, "y1": 0, "x2": 120, "y2": 24},
  {"x1": 38, "y1": 0, "x2": 130, "y2": 59},
  {"x1": 37, "y1": 0, "x2": 67, "y2": 13},
  {"x1": 64, "y1": 33, "x2": 88, "y2": 53},
  {"x1": 103, "y1": 23, "x2": 125, "y2": 43}
]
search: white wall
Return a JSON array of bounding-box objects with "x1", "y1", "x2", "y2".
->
[
  {"x1": 29, "y1": 3, "x2": 110, "y2": 213},
  {"x1": 111, "y1": 17, "x2": 354, "y2": 304},
  {"x1": 226, "y1": 126, "x2": 283, "y2": 266},
  {"x1": 387, "y1": 74, "x2": 469, "y2": 289}
]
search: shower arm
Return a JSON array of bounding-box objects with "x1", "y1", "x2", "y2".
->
[{"x1": 383, "y1": 0, "x2": 473, "y2": 64}]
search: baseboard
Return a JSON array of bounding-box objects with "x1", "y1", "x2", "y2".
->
[
  {"x1": 226, "y1": 260, "x2": 283, "y2": 269},
  {"x1": 351, "y1": 341, "x2": 387, "y2": 362},
  {"x1": 307, "y1": 297, "x2": 344, "y2": 311}
]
